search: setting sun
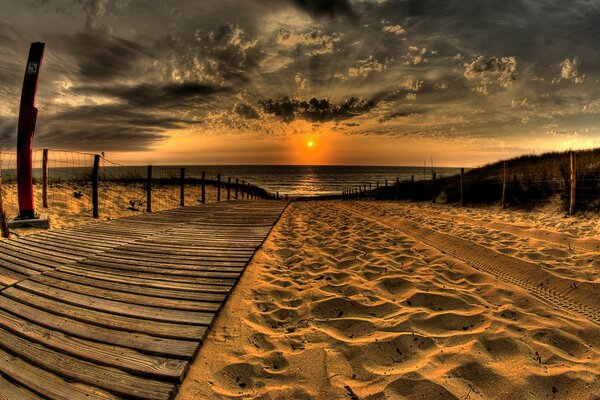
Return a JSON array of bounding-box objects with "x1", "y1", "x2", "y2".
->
[{"x1": 307, "y1": 140, "x2": 314, "y2": 148}]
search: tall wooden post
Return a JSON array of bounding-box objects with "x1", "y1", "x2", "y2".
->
[
  {"x1": 502, "y1": 161, "x2": 507, "y2": 208},
  {"x1": 17, "y1": 42, "x2": 45, "y2": 220},
  {"x1": 227, "y1": 177, "x2": 231, "y2": 200},
  {"x1": 235, "y1": 178, "x2": 239, "y2": 199},
  {"x1": 396, "y1": 177, "x2": 400, "y2": 200},
  {"x1": 201, "y1": 171, "x2": 206, "y2": 204},
  {"x1": 0, "y1": 151, "x2": 9, "y2": 238},
  {"x1": 376, "y1": 181, "x2": 379, "y2": 189},
  {"x1": 411, "y1": 175, "x2": 415, "y2": 201},
  {"x1": 180, "y1": 168, "x2": 185, "y2": 207},
  {"x1": 460, "y1": 168, "x2": 465, "y2": 206},
  {"x1": 146, "y1": 165, "x2": 152, "y2": 213},
  {"x1": 42, "y1": 148, "x2": 48, "y2": 208},
  {"x1": 217, "y1": 174, "x2": 221, "y2": 202},
  {"x1": 92, "y1": 155, "x2": 100, "y2": 218},
  {"x1": 569, "y1": 151, "x2": 576, "y2": 215},
  {"x1": 241, "y1": 180, "x2": 245, "y2": 199},
  {"x1": 431, "y1": 172, "x2": 437, "y2": 202},
  {"x1": 385, "y1": 179, "x2": 388, "y2": 187}
]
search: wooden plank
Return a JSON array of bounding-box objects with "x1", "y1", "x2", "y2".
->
[
  {"x1": 0, "y1": 308, "x2": 186, "y2": 380},
  {"x1": 0, "y1": 245, "x2": 64, "y2": 269},
  {"x1": 0, "y1": 374, "x2": 44, "y2": 400},
  {"x1": 16, "y1": 280, "x2": 215, "y2": 325},
  {"x1": 3, "y1": 288, "x2": 207, "y2": 340},
  {"x1": 46, "y1": 270, "x2": 228, "y2": 302},
  {"x1": 0, "y1": 346, "x2": 117, "y2": 400},
  {"x1": 31, "y1": 274, "x2": 221, "y2": 312},
  {"x1": 57, "y1": 265, "x2": 233, "y2": 294},
  {"x1": 70, "y1": 262, "x2": 238, "y2": 286},
  {"x1": 78, "y1": 256, "x2": 245, "y2": 274},
  {"x1": 0, "y1": 296, "x2": 197, "y2": 358},
  {"x1": 0, "y1": 325, "x2": 174, "y2": 399}
]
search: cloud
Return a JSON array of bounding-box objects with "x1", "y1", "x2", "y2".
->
[
  {"x1": 558, "y1": 57, "x2": 585, "y2": 84},
  {"x1": 287, "y1": 0, "x2": 356, "y2": 19},
  {"x1": 259, "y1": 96, "x2": 375, "y2": 122},
  {"x1": 276, "y1": 29, "x2": 341, "y2": 56},
  {"x1": 75, "y1": 82, "x2": 228, "y2": 109},
  {"x1": 382, "y1": 25, "x2": 405, "y2": 35},
  {"x1": 336, "y1": 55, "x2": 386, "y2": 80},
  {"x1": 62, "y1": 32, "x2": 153, "y2": 82},
  {"x1": 79, "y1": 0, "x2": 108, "y2": 29},
  {"x1": 464, "y1": 55, "x2": 517, "y2": 93},
  {"x1": 192, "y1": 24, "x2": 259, "y2": 84},
  {"x1": 233, "y1": 103, "x2": 260, "y2": 119},
  {"x1": 35, "y1": 105, "x2": 182, "y2": 151}
]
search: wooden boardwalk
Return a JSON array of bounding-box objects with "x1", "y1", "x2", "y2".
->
[{"x1": 0, "y1": 200, "x2": 288, "y2": 399}]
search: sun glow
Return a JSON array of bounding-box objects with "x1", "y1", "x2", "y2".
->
[{"x1": 307, "y1": 140, "x2": 314, "y2": 148}]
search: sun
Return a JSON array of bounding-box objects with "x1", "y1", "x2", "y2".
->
[{"x1": 307, "y1": 140, "x2": 314, "y2": 148}]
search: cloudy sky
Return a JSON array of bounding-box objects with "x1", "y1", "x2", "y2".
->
[{"x1": 1, "y1": 0, "x2": 599, "y2": 166}]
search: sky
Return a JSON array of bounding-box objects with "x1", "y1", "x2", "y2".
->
[{"x1": 1, "y1": 0, "x2": 600, "y2": 166}]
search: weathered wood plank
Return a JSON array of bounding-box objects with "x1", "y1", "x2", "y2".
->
[
  {"x1": 0, "y1": 346, "x2": 118, "y2": 400},
  {"x1": 3, "y1": 288, "x2": 207, "y2": 339},
  {"x1": 57, "y1": 265, "x2": 233, "y2": 294},
  {"x1": 0, "y1": 374, "x2": 44, "y2": 400},
  {"x1": 0, "y1": 296, "x2": 198, "y2": 358},
  {"x1": 31, "y1": 274, "x2": 222, "y2": 312},
  {"x1": 16, "y1": 280, "x2": 215, "y2": 325},
  {"x1": 46, "y1": 269, "x2": 228, "y2": 302},
  {"x1": 0, "y1": 325, "x2": 175, "y2": 399},
  {"x1": 0, "y1": 308, "x2": 187, "y2": 380}
]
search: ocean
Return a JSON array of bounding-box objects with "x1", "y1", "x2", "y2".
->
[
  {"x1": 1, "y1": 162, "x2": 462, "y2": 197},
  {"x1": 145, "y1": 165, "x2": 462, "y2": 197}
]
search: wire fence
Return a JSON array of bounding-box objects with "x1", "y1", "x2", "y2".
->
[
  {"x1": 341, "y1": 149, "x2": 600, "y2": 213},
  {"x1": 0, "y1": 149, "x2": 275, "y2": 232}
]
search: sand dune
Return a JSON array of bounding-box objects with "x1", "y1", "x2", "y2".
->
[{"x1": 179, "y1": 201, "x2": 600, "y2": 399}]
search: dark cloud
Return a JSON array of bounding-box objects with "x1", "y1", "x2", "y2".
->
[
  {"x1": 75, "y1": 82, "x2": 229, "y2": 109},
  {"x1": 259, "y1": 96, "x2": 375, "y2": 122},
  {"x1": 234, "y1": 103, "x2": 260, "y2": 119},
  {"x1": 0, "y1": 118, "x2": 17, "y2": 149},
  {"x1": 288, "y1": 0, "x2": 356, "y2": 19},
  {"x1": 34, "y1": 105, "x2": 185, "y2": 151},
  {"x1": 61, "y1": 32, "x2": 153, "y2": 82}
]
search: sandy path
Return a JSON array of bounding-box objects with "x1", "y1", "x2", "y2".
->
[
  {"x1": 355, "y1": 201, "x2": 600, "y2": 284},
  {"x1": 178, "y1": 201, "x2": 600, "y2": 399}
]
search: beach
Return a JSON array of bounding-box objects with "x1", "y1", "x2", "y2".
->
[
  {"x1": 1, "y1": 188, "x2": 599, "y2": 399},
  {"x1": 178, "y1": 200, "x2": 600, "y2": 399}
]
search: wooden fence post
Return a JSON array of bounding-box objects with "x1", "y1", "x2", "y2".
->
[
  {"x1": 569, "y1": 151, "x2": 576, "y2": 215},
  {"x1": 241, "y1": 180, "x2": 245, "y2": 199},
  {"x1": 0, "y1": 150, "x2": 9, "y2": 238},
  {"x1": 201, "y1": 171, "x2": 206, "y2": 204},
  {"x1": 431, "y1": 172, "x2": 437, "y2": 202},
  {"x1": 180, "y1": 168, "x2": 185, "y2": 207},
  {"x1": 376, "y1": 181, "x2": 379, "y2": 189},
  {"x1": 385, "y1": 179, "x2": 388, "y2": 187},
  {"x1": 146, "y1": 165, "x2": 152, "y2": 213},
  {"x1": 92, "y1": 155, "x2": 100, "y2": 218},
  {"x1": 502, "y1": 161, "x2": 507, "y2": 208},
  {"x1": 42, "y1": 148, "x2": 48, "y2": 208},
  {"x1": 411, "y1": 175, "x2": 415, "y2": 201},
  {"x1": 235, "y1": 178, "x2": 239, "y2": 199},
  {"x1": 460, "y1": 168, "x2": 465, "y2": 206},
  {"x1": 396, "y1": 177, "x2": 400, "y2": 200},
  {"x1": 227, "y1": 177, "x2": 231, "y2": 200},
  {"x1": 217, "y1": 174, "x2": 221, "y2": 202}
]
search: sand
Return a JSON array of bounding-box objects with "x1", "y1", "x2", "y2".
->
[
  {"x1": 2, "y1": 185, "x2": 599, "y2": 399},
  {"x1": 0, "y1": 182, "x2": 220, "y2": 236},
  {"x1": 178, "y1": 200, "x2": 600, "y2": 399}
]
